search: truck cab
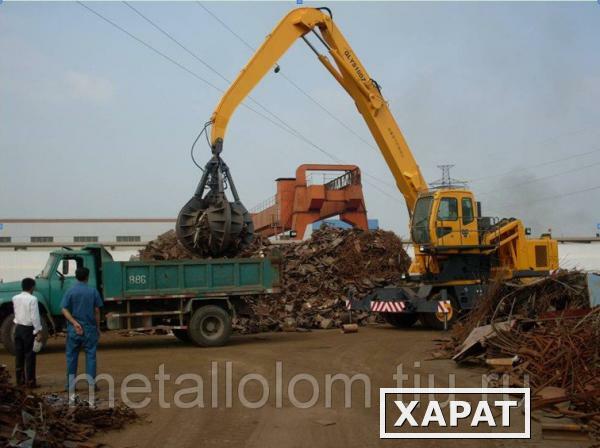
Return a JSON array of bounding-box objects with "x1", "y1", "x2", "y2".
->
[
  {"x1": 0, "y1": 245, "x2": 108, "y2": 353},
  {"x1": 36, "y1": 246, "x2": 107, "y2": 314}
]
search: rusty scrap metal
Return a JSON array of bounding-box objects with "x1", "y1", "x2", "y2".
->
[
  {"x1": 0, "y1": 365, "x2": 138, "y2": 448},
  {"x1": 235, "y1": 226, "x2": 410, "y2": 333},
  {"x1": 140, "y1": 226, "x2": 410, "y2": 333},
  {"x1": 451, "y1": 271, "x2": 591, "y2": 345},
  {"x1": 440, "y1": 272, "x2": 599, "y2": 439}
]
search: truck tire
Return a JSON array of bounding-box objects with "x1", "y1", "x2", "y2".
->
[
  {"x1": 420, "y1": 297, "x2": 459, "y2": 330},
  {"x1": 384, "y1": 313, "x2": 419, "y2": 328},
  {"x1": 0, "y1": 313, "x2": 49, "y2": 355},
  {"x1": 187, "y1": 305, "x2": 232, "y2": 347},
  {"x1": 172, "y1": 329, "x2": 190, "y2": 343},
  {"x1": 1, "y1": 314, "x2": 16, "y2": 355}
]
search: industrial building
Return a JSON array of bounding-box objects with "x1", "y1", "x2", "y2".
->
[{"x1": 0, "y1": 218, "x2": 174, "y2": 246}]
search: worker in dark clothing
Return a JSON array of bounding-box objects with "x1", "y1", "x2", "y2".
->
[
  {"x1": 60, "y1": 267, "x2": 103, "y2": 392},
  {"x1": 12, "y1": 277, "x2": 43, "y2": 387}
]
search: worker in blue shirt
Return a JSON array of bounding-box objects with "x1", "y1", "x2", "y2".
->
[{"x1": 60, "y1": 267, "x2": 103, "y2": 392}]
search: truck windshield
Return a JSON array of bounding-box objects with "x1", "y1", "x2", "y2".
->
[
  {"x1": 39, "y1": 255, "x2": 57, "y2": 278},
  {"x1": 411, "y1": 196, "x2": 433, "y2": 244}
]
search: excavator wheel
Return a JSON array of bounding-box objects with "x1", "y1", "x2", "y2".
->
[
  {"x1": 420, "y1": 295, "x2": 460, "y2": 330},
  {"x1": 384, "y1": 313, "x2": 419, "y2": 328}
]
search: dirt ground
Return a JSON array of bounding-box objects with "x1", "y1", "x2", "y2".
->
[{"x1": 0, "y1": 325, "x2": 587, "y2": 448}]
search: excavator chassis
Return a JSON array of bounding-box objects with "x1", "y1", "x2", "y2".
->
[{"x1": 347, "y1": 282, "x2": 486, "y2": 330}]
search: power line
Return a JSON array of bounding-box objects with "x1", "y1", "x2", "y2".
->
[
  {"x1": 197, "y1": 1, "x2": 378, "y2": 150},
  {"x1": 195, "y1": 1, "x2": 396, "y2": 191},
  {"x1": 78, "y1": 2, "x2": 222, "y2": 92},
  {"x1": 469, "y1": 147, "x2": 600, "y2": 184},
  {"x1": 122, "y1": 1, "x2": 297, "y2": 137},
  {"x1": 196, "y1": 2, "x2": 256, "y2": 52},
  {"x1": 490, "y1": 184, "x2": 600, "y2": 210},
  {"x1": 132, "y1": 1, "x2": 401, "y2": 201},
  {"x1": 77, "y1": 2, "x2": 402, "y2": 203},
  {"x1": 477, "y1": 158, "x2": 600, "y2": 197},
  {"x1": 279, "y1": 73, "x2": 382, "y2": 153},
  {"x1": 77, "y1": 3, "x2": 340, "y2": 152},
  {"x1": 125, "y1": 1, "x2": 226, "y2": 82},
  {"x1": 196, "y1": 0, "x2": 600, "y2": 210},
  {"x1": 77, "y1": 3, "x2": 325, "y2": 155}
]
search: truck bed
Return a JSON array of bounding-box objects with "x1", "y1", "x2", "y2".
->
[{"x1": 101, "y1": 256, "x2": 281, "y2": 300}]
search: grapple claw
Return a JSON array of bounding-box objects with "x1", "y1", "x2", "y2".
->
[{"x1": 176, "y1": 155, "x2": 254, "y2": 257}]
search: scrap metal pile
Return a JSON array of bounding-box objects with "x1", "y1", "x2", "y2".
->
[
  {"x1": 443, "y1": 272, "x2": 599, "y2": 439},
  {"x1": 140, "y1": 226, "x2": 411, "y2": 332},
  {"x1": 139, "y1": 229, "x2": 196, "y2": 261},
  {"x1": 235, "y1": 226, "x2": 410, "y2": 332},
  {"x1": 0, "y1": 365, "x2": 138, "y2": 447},
  {"x1": 139, "y1": 229, "x2": 270, "y2": 261},
  {"x1": 451, "y1": 271, "x2": 592, "y2": 344}
]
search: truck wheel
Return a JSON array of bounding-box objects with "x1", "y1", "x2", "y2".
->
[
  {"x1": 384, "y1": 313, "x2": 419, "y2": 328},
  {"x1": 1, "y1": 313, "x2": 49, "y2": 355},
  {"x1": 420, "y1": 297, "x2": 459, "y2": 330},
  {"x1": 188, "y1": 305, "x2": 232, "y2": 347},
  {"x1": 1, "y1": 314, "x2": 16, "y2": 355},
  {"x1": 172, "y1": 329, "x2": 190, "y2": 343}
]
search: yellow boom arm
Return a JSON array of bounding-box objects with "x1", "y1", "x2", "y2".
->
[{"x1": 209, "y1": 7, "x2": 428, "y2": 211}]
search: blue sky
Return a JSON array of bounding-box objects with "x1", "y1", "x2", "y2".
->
[{"x1": 1, "y1": 1, "x2": 599, "y2": 237}]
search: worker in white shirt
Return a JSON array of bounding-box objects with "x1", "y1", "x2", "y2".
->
[{"x1": 12, "y1": 278, "x2": 42, "y2": 387}]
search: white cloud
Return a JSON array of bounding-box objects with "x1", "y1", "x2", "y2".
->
[{"x1": 65, "y1": 71, "x2": 114, "y2": 103}]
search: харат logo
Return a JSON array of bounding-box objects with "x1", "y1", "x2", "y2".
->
[{"x1": 380, "y1": 388, "x2": 530, "y2": 439}]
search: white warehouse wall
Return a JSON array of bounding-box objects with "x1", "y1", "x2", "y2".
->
[{"x1": 0, "y1": 248, "x2": 139, "y2": 283}]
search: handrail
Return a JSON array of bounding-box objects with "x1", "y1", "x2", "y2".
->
[
  {"x1": 250, "y1": 195, "x2": 278, "y2": 213},
  {"x1": 324, "y1": 168, "x2": 361, "y2": 190}
]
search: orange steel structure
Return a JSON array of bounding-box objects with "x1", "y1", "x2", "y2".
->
[{"x1": 251, "y1": 164, "x2": 368, "y2": 239}]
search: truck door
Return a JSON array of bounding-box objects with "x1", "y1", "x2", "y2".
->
[
  {"x1": 49, "y1": 257, "x2": 80, "y2": 313},
  {"x1": 434, "y1": 196, "x2": 461, "y2": 246},
  {"x1": 49, "y1": 254, "x2": 98, "y2": 314},
  {"x1": 459, "y1": 196, "x2": 479, "y2": 246}
]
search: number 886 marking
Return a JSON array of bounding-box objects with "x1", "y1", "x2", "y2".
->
[{"x1": 129, "y1": 274, "x2": 147, "y2": 285}]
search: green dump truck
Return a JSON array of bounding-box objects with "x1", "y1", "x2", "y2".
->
[{"x1": 0, "y1": 245, "x2": 281, "y2": 353}]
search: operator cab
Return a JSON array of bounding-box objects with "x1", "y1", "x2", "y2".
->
[{"x1": 410, "y1": 189, "x2": 479, "y2": 250}]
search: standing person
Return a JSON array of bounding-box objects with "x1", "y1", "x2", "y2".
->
[
  {"x1": 60, "y1": 267, "x2": 103, "y2": 391},
  {"x1": 12, "y1": 277, "x2": 42, "y2": 387}
]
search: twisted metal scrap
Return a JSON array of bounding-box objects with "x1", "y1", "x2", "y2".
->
[
  {"x1": 0, "y1": 365, "x2": 138, "y2": 447},
  {"x1": 448, "y1": 272, "x2": 598, "y2": 438},
  {"x1": 451, "y1": 271, "x2": 590, "y2": 345}
]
